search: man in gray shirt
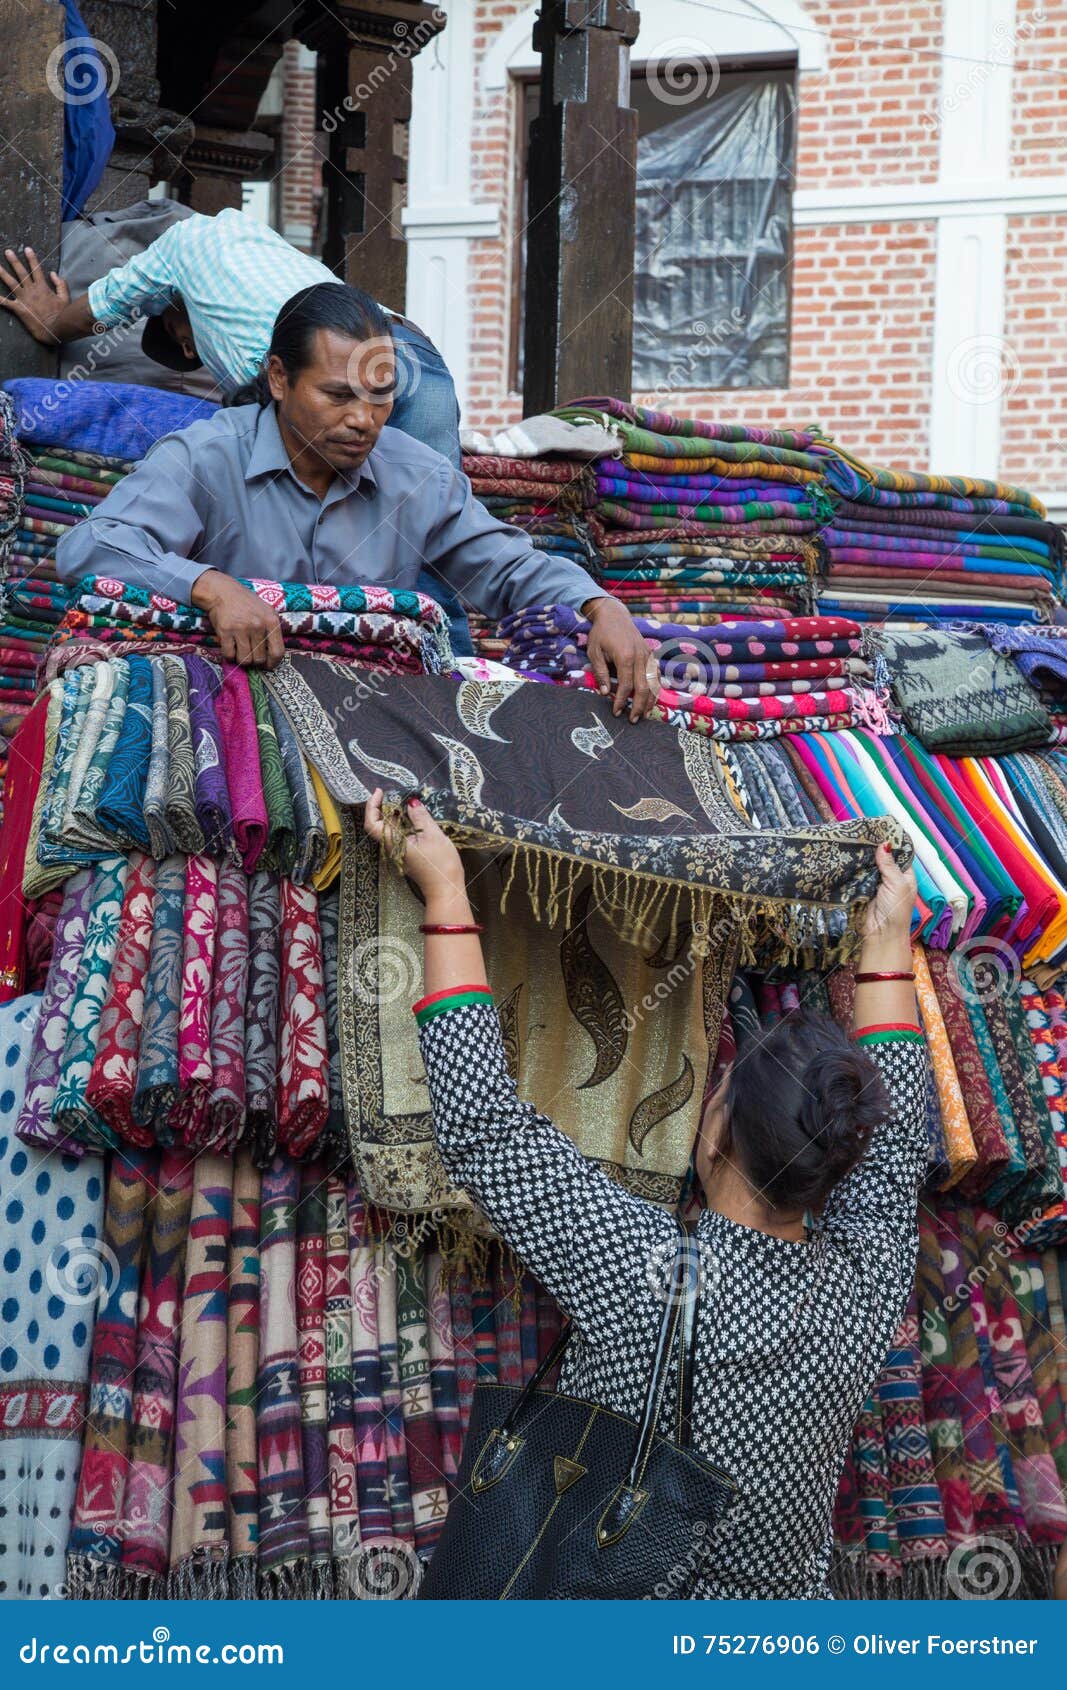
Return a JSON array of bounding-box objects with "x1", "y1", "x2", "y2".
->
[{"x1": 56, "y1": 282, "x2": 656, "y2": 717}]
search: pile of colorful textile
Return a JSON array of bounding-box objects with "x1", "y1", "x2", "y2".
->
[
  {"x1": 978, "y1": 623, "x2": 1067, "y2": 744},
  {"x1": 0, "y1": 397, "x2": 123, "y2": 810},
  {"x1": 53, "y1": 575, "x2": 453, "y2": 672},
  {"x1": 13, "y1": 866, "x2": 344, "y2": 1165},
  {"x1": 0, "y1": 378, "x2": 222, "y2": 826},
  {"x1": 722, "y1": 972, "x2": 1067, "y2": 1595},
  {"x1": 0, "y1": 1031, "x2": 563, "y2": 1600},
  {"x1": 499, "y1": 606, "x2": 884, "y2": 740},
  {"x1": 816, "y1": 447, "x2": 1064, "y2": 627},
  {"x1": 461, "y1": 454, "x2": 602, "y2": 661},
  {"x1": 835, "y1": 1199, "x2": 1066, "y2": 1596},
  {"x1": 551, "y1": 396, "x2": 828, "y2": 621},
  {"x1": 727, "y1": 727, "x2": 1067, "y2": 977}
]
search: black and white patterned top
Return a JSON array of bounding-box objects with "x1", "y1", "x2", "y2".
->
[{"x1": 417, "y1": 989, "x2": 927, "y2": 1600}]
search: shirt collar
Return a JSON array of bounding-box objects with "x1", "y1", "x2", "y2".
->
[{"x1": 244, "y1": 403, "x2": 377, "y2": 495}]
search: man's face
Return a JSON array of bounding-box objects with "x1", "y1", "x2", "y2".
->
[
  {"x1": 269, "y1": 328, "x2": 396, "y2": 474},
  {"x1": 161, "y1": 304, "x2": 198, "y2": 363}
]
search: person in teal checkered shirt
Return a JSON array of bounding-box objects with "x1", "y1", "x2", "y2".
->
[{"x1": 1, "y1": 206, "x2": 475, "y2": 646}]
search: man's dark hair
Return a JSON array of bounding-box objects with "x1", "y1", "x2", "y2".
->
[{"x1": 227, "y1": 282, "x2": 392, "y2": 406}]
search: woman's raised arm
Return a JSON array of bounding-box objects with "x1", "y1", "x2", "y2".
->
[{"x1": 362, "y1": 791, "x2": 675, "y2": 1338}]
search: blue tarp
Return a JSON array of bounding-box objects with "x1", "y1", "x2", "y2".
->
[{"x1": 60, "y1": 0, "x2": 116, "y2": 218}]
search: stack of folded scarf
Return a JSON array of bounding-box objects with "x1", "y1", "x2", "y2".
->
[
  {"x1": 4, "y1": 447, "x2": 128, "y2": 645},
  {"x1": 463, "y1": 453, "x2": 601, "y2": 659},
  {"x1": 978, "y1": 624, "x2": 1067, "y2": 742},
  {"x1": 815, "y1": 447, "x2": 1063, "y2": 627},
  {"x1": 499, "y1": 605, "x2": 879, "y2": 740},
  {"x1": 54, "y1": 575, "x2": 453, "y2": 673},
  {"x1": 19, "y1": 650, "x2": 351, "y2": 898},
  {"x1": 462, "y1": 453, "x2": 599, "y2": 567},
  {"x1": 550, "y1": 397, "x2": 828, "y2": 624}
]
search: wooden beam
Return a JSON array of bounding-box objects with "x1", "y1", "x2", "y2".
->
[
  {"x1": 524, "y1": 0, "x2": 640, "y2": 414},
  {"x1": 0, "y1": 0, "x2": 66, "y2": 378}
]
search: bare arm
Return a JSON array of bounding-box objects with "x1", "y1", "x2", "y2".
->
[
  {"x1": 0, "y1": 248, "x2": 95, "y2": 345},
  {"x1": 822, "y1": 843, "x2": 926, "y2": 1252}
]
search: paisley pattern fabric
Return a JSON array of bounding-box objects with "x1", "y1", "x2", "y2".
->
[
  {"x1": 339, "y1": 818, "x2": 732, "y2": 1221},
  {"x1": 281, "y1": 659, "x2": 903, "y2": 965}
]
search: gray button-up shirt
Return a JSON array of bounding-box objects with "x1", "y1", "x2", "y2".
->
[{"x1": 55, "y1": 401, "x2": 603, "y2": 621}]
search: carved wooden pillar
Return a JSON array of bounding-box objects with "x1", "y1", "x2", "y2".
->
[
  {"x1": 297, "y1": 0, "x2": 444, "y2": 306},
  {"x1": 523, "y1": 0, "x2": 640, "y2": 414},
  {"x1": 0, "y1": 0, "x2": 65, "y2": 376},
  {"x1": 79, "y1": 0, "x2": 193, "y2": 206}
]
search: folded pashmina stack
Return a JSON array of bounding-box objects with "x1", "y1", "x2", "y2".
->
[
  {"x1": 54, "y1": 574, "x2": 453, "y2": 673},
  {"x1": 462, "y1": 452, "x2": 600, "y2": 570},
  {"x1": 24, "y1": 651, "x2": 351, "y2": 890},
  {"x1": 0, "y1": 394, "x2": 131, "y2": 814},
  {"x1": 532, "y1": 397, "x2": 828, "y2": 628},
  {"x1": 878, "y1": 626, "x2": 1053, "y2": 756},
  {"x1": 499, "y1": 604, "x2": 877, "y2": 740},
  {"x1": 815, "y1": 446, "x2": 1063, "y2": 628}
]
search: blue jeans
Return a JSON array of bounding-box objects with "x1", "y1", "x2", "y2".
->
[{"x1": 387, "y1": 319, "x2": 473, "y2": 657}]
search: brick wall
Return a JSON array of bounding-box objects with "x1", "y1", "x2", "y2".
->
[
  {"x1": 1001, "y1": 214, "x2": 1067, "y2": 492},
  {"x1": 794, "y1": 4, "x2": 942, "y2": 188},
  {"x1": 278, "y1": 40, "x2": 321, "y2": 254},
  {"x1": 643, "y1": 222, "x2": 938, "y2": 469},
  {"x1": 275, "y1": 3, "x2": 1067, "y2": 496},
  {"x1": 1010, "y1": 2, "x2": 1067, "y2": 176}
]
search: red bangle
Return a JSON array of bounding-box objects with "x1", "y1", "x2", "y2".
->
[
  {"x1": 419, "y1": 923, "x2": 484, "y2": 935},
  {"x1": 854, "y1": 970, "x2": 915, "y2": 983}
]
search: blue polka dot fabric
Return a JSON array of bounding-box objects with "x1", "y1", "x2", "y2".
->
[{"x1": 0, "y1": 995, "x2": 105, "y2": 1598}]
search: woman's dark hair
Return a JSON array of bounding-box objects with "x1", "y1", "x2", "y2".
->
[
  {"x1": 723, "y1": 1009, "x2": 890, "y2": 1211},
  {"x1": 226, "y1": 282, "x2": 393, "y2": 407}
]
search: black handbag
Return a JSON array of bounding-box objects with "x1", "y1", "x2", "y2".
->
[{"x1": 418, "y1": 1222, "x2": 735, "y2": 1600}]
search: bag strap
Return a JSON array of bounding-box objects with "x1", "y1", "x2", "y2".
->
[
  {"x1": 675, "y1": 1222, "x2": 700, "y2": 1449},
  {"x1": 497, "y1": 1221, "x2": 699, "y2": 1472},
  {"x1": 625, "y1": 1220, "x2": 693, "y2": 1490}
]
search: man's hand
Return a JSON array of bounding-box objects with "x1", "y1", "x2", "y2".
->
[
  {"x1": 0, "y1": 248, "x2": 84, "y2": 345},
  {"x1": 190, "y1": 571, "x2": 285, "y2": 670},
  {"x1": 582, "y1": 595, "x2": 659, "y2": 719}
]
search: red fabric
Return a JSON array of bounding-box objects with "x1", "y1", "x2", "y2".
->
[
  {"x1": 411, "y1": 983, "x2": 492, "y2": 1016},
  {"x1": 0, "y1": 694, "x2": 48, "y2": 1002}
]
